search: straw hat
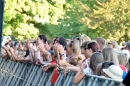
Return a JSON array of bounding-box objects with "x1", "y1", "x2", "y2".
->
[{"x1": 103, "y1": 65, "x2": 123, "y2": 81}]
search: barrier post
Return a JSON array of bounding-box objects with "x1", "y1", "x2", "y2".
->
[{"x1": 0, "y1": 0, "x2": 4, "y2": 52}]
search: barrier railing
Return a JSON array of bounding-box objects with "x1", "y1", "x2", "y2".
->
[{"x1": 0, "y1": 58, "x2": 121, "y2": 86}]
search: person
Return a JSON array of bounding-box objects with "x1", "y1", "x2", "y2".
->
[
  {"x1": 42, "y1": 36, "x2": 67, "y2": 72},
  {"x1": 89, "y1": 52, "x2": 104, "y2": 74},
  {"x1": 117, "y1": 53, "x2": 128, "y2": 72},
  {"x1": 120, "y1": 58, "x2": 130, "y2": 86},
  {"x1": 73, "y1": 52, "x2": 104, "y2": 84},
  {"x1": 96, "y1": 61, "x2": 114, "y2": 76},
  {"x1": 95, "y1": 37, "x2": 106, "y2": 52},
  {"x1": 34, "y1": 34, "x2": 52, "y2": 65},
  {"x1": 59, "y1": 41, "x2": 91, "y2": 74},
  {"x1": 59, "y1": 37, "x2": 85, "y2": 66},
  {"x1": 123, "y1": 42, "x2": 130, "y2": 54},
  {"x1": 102, "y1": 47, "x2": 119, "y2": 65},
  {"x1": 1, "y1": 36, "x2": 12, "y2": 59},
  {"x1": 65, "y1": 40, "x2": 75, "y2": 61},
  {"x1": 80, "y1": 34, "x2": 91, "y2": 41},
  {"x1": 9, "y1": 41, "x2": 31, "y2": 62},
  {"x1": 107, "y1": 41, "x2": 120, "y2": 52},
  {"x1": 103, "y1": 65, "x2": 123, "y2": 81}
]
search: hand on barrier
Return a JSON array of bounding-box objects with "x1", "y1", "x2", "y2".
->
[
  {"x1": 63, "y1": 66, "x2": 70, "y2": 76},
  {"x1": 42, "y1": 63, "x2": 50, "y2": 72},
  {"x1": 56, "y1": 59, "x2": 61, "y2": 70},
  {"x1": 36, "y1": 60, "x2": 42, "y2": 65}
]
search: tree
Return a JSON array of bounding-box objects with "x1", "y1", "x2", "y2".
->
[
  {"x1": 77, "y1": 0, "x2": 130, "y2": 43},
  {"x1": 4, "y1": 0, "x2": 66, "y2": 40}
]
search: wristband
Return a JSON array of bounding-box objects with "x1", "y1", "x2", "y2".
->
[{"x1": 59, "y1": 53, "x2": 65, "y2": 57}]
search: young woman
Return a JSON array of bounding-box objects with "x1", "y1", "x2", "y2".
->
[
  {"x1": 34, "y1": 34, "x2": 52, "y2": 65},
  {"x1": 102, "y1": 47, "x2": 119, "y2": 65},
  {"x1": 73, "y1": 52, "x2": 104, "y2": 84}
]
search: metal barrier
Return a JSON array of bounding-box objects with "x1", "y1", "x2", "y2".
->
[{"x1": 0, "y1": 58, "x2": 121, "y2": 86}]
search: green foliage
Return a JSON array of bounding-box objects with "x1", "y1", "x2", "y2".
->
[
  {"x1": 4, "y1": 0, "x2": 129, "y2": 43},
  {"x1": 77, "y1": 0, "x2": 130, "y2": 43},
  {"x1": 4, "y1": 0, "x2": 66, "y2": 40}
]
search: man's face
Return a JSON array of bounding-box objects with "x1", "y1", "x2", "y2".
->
[{"x1": 107, "y1": 43, "x2": 113, "y2": 48}]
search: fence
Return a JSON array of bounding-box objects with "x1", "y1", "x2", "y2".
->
[{"x1": 0, "y1": 58, "x2": 121, "y2": 86}]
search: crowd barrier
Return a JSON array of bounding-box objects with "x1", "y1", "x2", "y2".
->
[{"x1": 0, "y1": 58, "x2": 121, "y2": 86}]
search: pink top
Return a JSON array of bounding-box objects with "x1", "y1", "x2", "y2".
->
[{"x1": 119, "y1": 65, "x2": 127, "y2": 72}]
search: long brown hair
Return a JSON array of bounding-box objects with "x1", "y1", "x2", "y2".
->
[{"x1": 90, "y1": 52, "x2": 104, "y2": 72}]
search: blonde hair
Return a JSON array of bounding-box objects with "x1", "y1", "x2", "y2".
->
[
  {"x1": 74, "y1": 37, "x2": 84, "y2": 54},
  {"x1": 81, "y1": 34, "x2": 91, "y2": 41},
  {"x1": 102, "y1": 48, "x2": 119, "y2": 65},
  {"x1": 118, "y1": 53, "x2": 128, "y2": 66},
  {"x1": 111, "y1": 40, "x2": 120, "y2": 52},
  {"x1": 95, "y1": 37, "x2": 106, "y2": 50}
]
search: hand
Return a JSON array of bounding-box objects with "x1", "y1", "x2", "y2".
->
[
  {"x1": 28, "y1": 43, "x2": 33, "y2": 49},
  {"x1": 42, "y1": 63, "x2": 50, "y2": 72},
  {"x1": 63, "y1": 67, "x2": 70, "y2": 76},
  {"x1": 2, "y1": 46, "x2": 8, "y2": 50},
  {"x1": 38, "y1": 43, "x2": 45, "y2": 52},
  {"x1": 53, "y1": 43, "x2": 59, "y2": 54},
  {"x1": 10, "y1": 47, "x2": 14, "y2": 52},
  {"x1": 33, "y1": 45, "x2": 38, "y2": 51},
  {"x1": 35, "y1": 61, "x2": 42, "y2": 65},
  {"x1": 58, "y1": 44, "x2": 65, "y2": 54}
]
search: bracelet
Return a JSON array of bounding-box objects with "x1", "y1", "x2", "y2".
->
[{"x1": 59, "y1": 53, "x2": 65, "y2": 57}]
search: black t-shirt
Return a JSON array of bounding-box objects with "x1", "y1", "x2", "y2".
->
[{"x1": 123, "y1": 70, "x2": 130, "y2": 86}]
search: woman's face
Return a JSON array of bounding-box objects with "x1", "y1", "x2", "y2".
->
[
  {"x1": 66, "y1": 45, "x2": 71, "y2": 53},
  {"x1": 71, "y1": 40, "x2": 76, "y2": 50},
  {"x1": 81, "y1": 46, "x2": 85, "y2": 54},
  {"x1": 37, "y1": 37, "x2": 42, "y2": 45}
]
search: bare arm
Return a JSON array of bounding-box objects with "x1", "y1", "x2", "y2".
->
[
  {"x1": 9, "y1": 48, "x2": 18, "y2": 61},
  {"x1": 6, "y1": 49, "x2": 12, "y2": 58},
  {"x1": 41, "y1": 49, "x2": 52, "y2": 62},
  {"x1": 66, "y1": 66, "x2": 80, "y2": 72},
  {"x1": 120, "y1": 83, "x2": 126, "y2": 86},
  {"x1": 73, "y1": 68, "x2": 85, "y2": 84}
]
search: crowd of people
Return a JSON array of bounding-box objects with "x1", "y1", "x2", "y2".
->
[{"x1": 1, "y1": 35, "x2": 130, "y2": 86}]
